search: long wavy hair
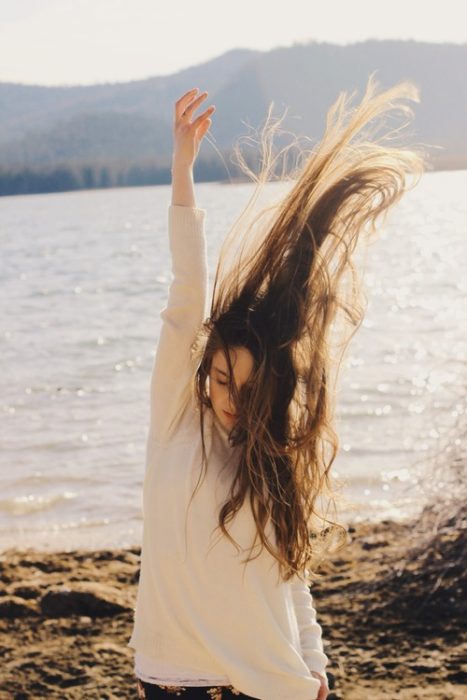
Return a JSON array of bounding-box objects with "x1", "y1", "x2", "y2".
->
[{"x1": 189, "y1": 72, "x2": 427, "y2": 583}]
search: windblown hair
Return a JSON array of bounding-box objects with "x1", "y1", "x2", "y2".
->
[{"x1": 189, "y1": 73, "x2": 427, "y2": 584}]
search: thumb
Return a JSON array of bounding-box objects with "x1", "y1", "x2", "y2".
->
[{"x1": 196, "y1": 118, "x2": 212, "y2": 141}]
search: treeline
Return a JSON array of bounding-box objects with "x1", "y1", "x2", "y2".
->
[{"x1": 0, "y1": 157, "x2": 242, "y2": 197}]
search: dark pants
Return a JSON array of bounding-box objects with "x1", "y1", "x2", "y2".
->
[{"x1": 136, "y1": 677, "x2": 257, "y2": 699}]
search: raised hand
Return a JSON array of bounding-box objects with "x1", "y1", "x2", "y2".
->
[{"x1": 172, "y1": 87, "x2": 216, "y2": 168}]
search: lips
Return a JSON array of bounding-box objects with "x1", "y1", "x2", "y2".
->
[{"x1": 223, "y1": 410, "x2": 236, "y2": 419}]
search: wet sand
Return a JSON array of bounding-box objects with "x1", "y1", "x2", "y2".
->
[{"x1": 0, "y1": 507, "x2": 465, "y2": 699}]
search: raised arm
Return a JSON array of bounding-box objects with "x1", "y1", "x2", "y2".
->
[{"x1": 148, "y1": 88, "x2": 216, "y2": 444}]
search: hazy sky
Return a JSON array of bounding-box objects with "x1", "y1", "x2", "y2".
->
[{"x1": 1, "y1": 0, "x2": 466, "y2": 86}]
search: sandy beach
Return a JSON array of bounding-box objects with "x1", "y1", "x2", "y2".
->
[{"x1": 0, "y1": 503, "x2": 465, "y2": 700}]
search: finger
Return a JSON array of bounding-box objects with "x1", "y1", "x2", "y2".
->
[
  {"x1": 179, "y1": 87, "x2": 198, "y2": 101},
  {"x1": 175, "y1": 88, "x2": 198, "y2": 119},
  {"x1": 182, "y1": 91, "x2": 209, "y2": 120},
  {"x1": 196, "y1": 119, "x2": 212, "y2": 140},
  {"x1": 192, "y1": 106, "x2": 216, "y2": 129},
  {"x1": 317, "y1": 683, "x2": 327, "y2": 700}
]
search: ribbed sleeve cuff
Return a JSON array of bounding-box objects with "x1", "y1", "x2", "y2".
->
[
  {"x1": 303, "y1": 649, "x2": 330, "y2": 675},
  {"x1": 168, "y1": 204, "x2": 206, "y2": 231}
]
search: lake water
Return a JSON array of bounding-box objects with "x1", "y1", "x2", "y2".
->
[{"x1": 1, "y1": 171, "x2": 466, "y2": 553}]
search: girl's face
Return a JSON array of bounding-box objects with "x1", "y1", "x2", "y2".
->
[{"x1": 208, "y1": 346, "x2": 254, "y2": 430}]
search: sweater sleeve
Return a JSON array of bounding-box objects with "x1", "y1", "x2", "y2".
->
[
  {"x1": 148, "y1": 204, "x2": 208, "y2": 444},
  {"x1": 290, "y1": 572, "x2": 330, "y2": 677}
]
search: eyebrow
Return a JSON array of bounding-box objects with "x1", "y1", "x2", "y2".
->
[
  {"x1": 213, "y1": 366, "x2": 253, "y2": 390},
  {"x1": 213, "y1": 366, "x2": 229, "y2": 377}
]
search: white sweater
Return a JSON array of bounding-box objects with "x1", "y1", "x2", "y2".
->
[{"x1": 127, "y1": 204, "x2": 329, "y2": 700}]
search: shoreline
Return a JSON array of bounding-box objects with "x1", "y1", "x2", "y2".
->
[
  {"x1": 0, "y1": 504, "x2": 426, "y2": 558},
  {"x1": 0, "y1": 512, "x2": 465, "y2": 699}
]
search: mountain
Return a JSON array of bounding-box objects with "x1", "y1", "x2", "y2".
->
[
  {"x1": 0, "y1": 48, "x2": 255, "y2": 158},
  {"x1": 1, "y1": 40, "x2": 466, "y2": 195}
]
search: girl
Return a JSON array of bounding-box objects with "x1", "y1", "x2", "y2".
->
[{"x1": 128, "y1": 77, "x2": 425, "y2": 700}]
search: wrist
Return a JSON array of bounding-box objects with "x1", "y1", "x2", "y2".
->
[{"x1": 172, "y1": 153, "x2": 194, "y2": 172}]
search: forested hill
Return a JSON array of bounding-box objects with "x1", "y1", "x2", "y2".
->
[{"x1": 1, "y1": 39, "x2": 466, "y2": 196}]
